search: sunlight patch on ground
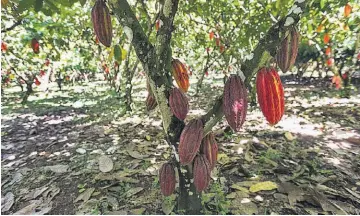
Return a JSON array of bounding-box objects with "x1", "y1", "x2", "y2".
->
[
  {"x1": 278, "y1": 115, "x2": 323, "y2": 137},
  {"x1": 325, "y1": 157, "x2": 342, "y2": 165}
]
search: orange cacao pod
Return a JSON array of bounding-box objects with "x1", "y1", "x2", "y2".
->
[
  {"x1": 256, "y1": 67, "x2": 284, "y2": 125},
  {"x1": 169, "y1": 87, "x2": 189, "y2": 120},
  {"x1": 223, "y1": 75, "x2": 248, "y2": 131},
  {"x1": 31, "y1": 38, "x2": 40, "y2": 54},
  {"x1": 171, "y1": 59, "x2": 190, "y2": 92},
  {"x1": 323, "y1": 33, "x2": 330, "y2": 44},
  {"x1": 193, "y1": 155, "x2": 211, "y2": 192},
  {"x1": 159, "y1": 162, "x2": 176, "y2": 196},
  {"x1": 344, "y1": 3, "x2": 352, "y2": 17},
  {"x1": 276, "y1": 27, "x2": 299, "y2": 72},
  {"x1": 179, "y1": 119, "x2": 204, "y2": 165},
  {"x1": 201, "y1": 132, "x2": 218, "y2": 170},
  {"x1": 91, "y1": 0, "x2": 112, "y2": 47}
]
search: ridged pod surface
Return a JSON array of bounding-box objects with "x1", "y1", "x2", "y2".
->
[
  {"x1": 31, "y1": 38, "x2": 39, "y2": 54},
  {"x1": 146, "y1": 94, "x2": 157, "y2": 111},
  {"x1": 171, "y1": 59, "x2": 190, "y2": 92},
  {"x1": 223, "y1": 75, "x2": 248, "y2": 131},
  {"x1": 256, "y1": 67, "x2": 284, "y2": 125},
  {"x1": 193, "y1": 155, "x2": 211, "y2": 192},
  {"x1": 91, "y1": 0, "x2": 112, "y2": 47},
  {"x1": 201, "y1": 132, "x2": 218, "y2": 170},
  {"x1": 276, "y1": 27, "x2": 299, "y2": 72},
  {"x1": 159, "y1": 162, "x2": 176, "y2": 196},
  {"x1": 178, "y1": 119, "x2": 204, "y2": 165},
  {"x1": 169, "y1": 87, "x2": 189, "y2": 120}
]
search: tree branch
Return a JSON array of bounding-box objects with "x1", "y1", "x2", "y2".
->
[
  {"x1": 201, "y1": 0, "x2": 307, "y2": 134},
  {"x1": 108, "y1": 0, "x2": 153, "y2": 63},
  {"x1": 1, "y1": 19, "x2": 23, "y2": 33}
]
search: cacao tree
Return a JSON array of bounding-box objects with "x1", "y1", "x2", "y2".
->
[{"x1": 101, "y1": 0, "x2": 307, "y2": 213}]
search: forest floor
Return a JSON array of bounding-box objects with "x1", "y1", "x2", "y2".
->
[{"x1": 1, "y1": 75, "x2": 360, "y2": 215}]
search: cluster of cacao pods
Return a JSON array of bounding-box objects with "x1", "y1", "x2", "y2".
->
[
  {"x1": 171, "y1": 59, "x2": 190, "y2": 92},
  {"x1": 91, "y1": 0, "x2": 112, "y2": 47},
  {"x1": 159, "y1": 130, "x2": 218, "y2": 195}
]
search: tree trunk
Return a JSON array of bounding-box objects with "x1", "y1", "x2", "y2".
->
[
  {"x1": 177, "y1": 166, "x2": 202, "y2": 214},
  {"x1": 195, "y1": 72, "x2": 206, "y2": 96},
  {"x1": 22, "y1": 83, "x2": 33, "y2": 104}
]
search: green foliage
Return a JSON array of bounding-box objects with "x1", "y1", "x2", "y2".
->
[{"x1": 201, "y1": 179, "x2": 230, "y2": 214}]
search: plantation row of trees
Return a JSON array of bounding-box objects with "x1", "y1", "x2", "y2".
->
[{"x1": 2, "y1": 0, "x2": 359, "y2": 103}]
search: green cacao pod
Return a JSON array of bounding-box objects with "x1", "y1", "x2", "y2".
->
[
  {"x1": 91, "y1": 0, "x2": 113, "y2": 47},
  {"x1": 193, "y1": 154, "x2": 211, "y2": 192},
  {"x1": 223, "y1": 75, "x2": 248, "y2": 131},
  {"x1": 169, "y1": 87, "x2": 189, "y2": 120},
  {"x1": 276, "y1": 27, "x2": 299, "y2": 72},
  {"x1": 256, "y1": 67, "x2": 284, "y2": 125},
  {"x1": 178, "y1": 119, "x2": 204, "y2": 165},
  {"x1": 159, "y1": 162, "x2": 176, "y2": 196},
  {"x1": 114, "y1": 45, "x2": 122, "y2": 62},
  {"x1": 201, "y1": 132, "x2": 218, "y2": 170}
]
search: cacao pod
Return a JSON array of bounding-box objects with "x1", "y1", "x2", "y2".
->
[
  {"x1": 169, "y1": 87, "x2": 189, "y2": 120},
  {"x1": 276, "y1": 27, "x2": 299, "y2": 72},
  {"x1": 193, "y1": 155, "x2": 211, "y2": 192},
  {"x1": 344, "y1": 3, "x2": 352, "y2": 17},
  {"x1": 223, "y1": 75, "x2": 248, "y2": 131},
  {"x1": 1, "y1": 42, "x2": 7, "y2": 52},
  {"x1": 159, "y1": 162, "x2": 176, "y2": 196},
  {"x1": 31, "y1": 38, "x2": 40, "y2": 54},
  {"x1": 146, "y1": 94, "x2": 157, "y2": 111},
  {"x1": 171, "y1": 59, "x2": 190, "y2": 92},
  {"x1": 201, "y1": 132, "x2": 218, "y2": 170},
  {"x1": 178, "y1": 119, "x2": 204, "y2": 165},
  {"x1": 91, "y1": 0, "x2": 112, "y2": 47},
  {"x1": 256, "y1": 67, "x2": 284, "y2": 125},
  {"x1": 323, "y1": 33, "x2": 330, "y2": 44}
]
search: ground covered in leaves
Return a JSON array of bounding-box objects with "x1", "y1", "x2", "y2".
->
[{"x1": 1, "y1": 75, "x2": 360, "y2": 215}]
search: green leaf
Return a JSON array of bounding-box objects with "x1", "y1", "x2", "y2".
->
[
  {"x1": 249, "y1": 181, "x2": 278, "y2": 193},
  {"x1": 34, "y1": 0, "x2": 43, "y2": 12},
  {"x1": 17, "y1": 0, "x2": 36, "y2": 13},
  {"x1": 114, "y1": 45, "x2": 122, "y2": 62},
  {"x1": 79, "y1": 0, "x2": 86, "y2": 6},
  {"x1": 320, "y1": 0, "x2": 326, "y2": 9}
]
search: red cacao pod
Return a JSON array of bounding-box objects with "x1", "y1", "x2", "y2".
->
[
  {"x1": 256, "y1": 67, "x2": 284, "y2": 125},
  {"x1": 1, "y1": 42, "x2": 7, "y2": 52},
  {"x1": 169, "y1": 87, "x2": 189, "y2": 120},
  {"x1": 193, "y1": 155, "x2": 211, "y2": 192},
  {"x1": 146, "y1": 94, "x2": 157, "y2": 111},
  {"x1": 323, "y1": 33, "x2": 330, "y2": 44},
  {"x1": 179, "y1": 119, "x2": 204, "y2": 165},
  {"x1": 201, "y1": 132, "x2": 218, "y2": 170},
  {"x1": 31, "y1": 38, "x2": 40, "y2": 54},
  {"x1": 276, "y1": 27, "x2": 299, "y2": 72},
  {"x1": 159, "y1": 162, "x2": 176, "y2": 196},
  {"x1": 223, "y1": 75, "x2": 248, "y2": 131},
  {"x1": 171, "y1": 59, "x2": 190, "y2": 92},
  {"x1": 91, "y1": 0, "x2": 112, "y2": 47}
]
